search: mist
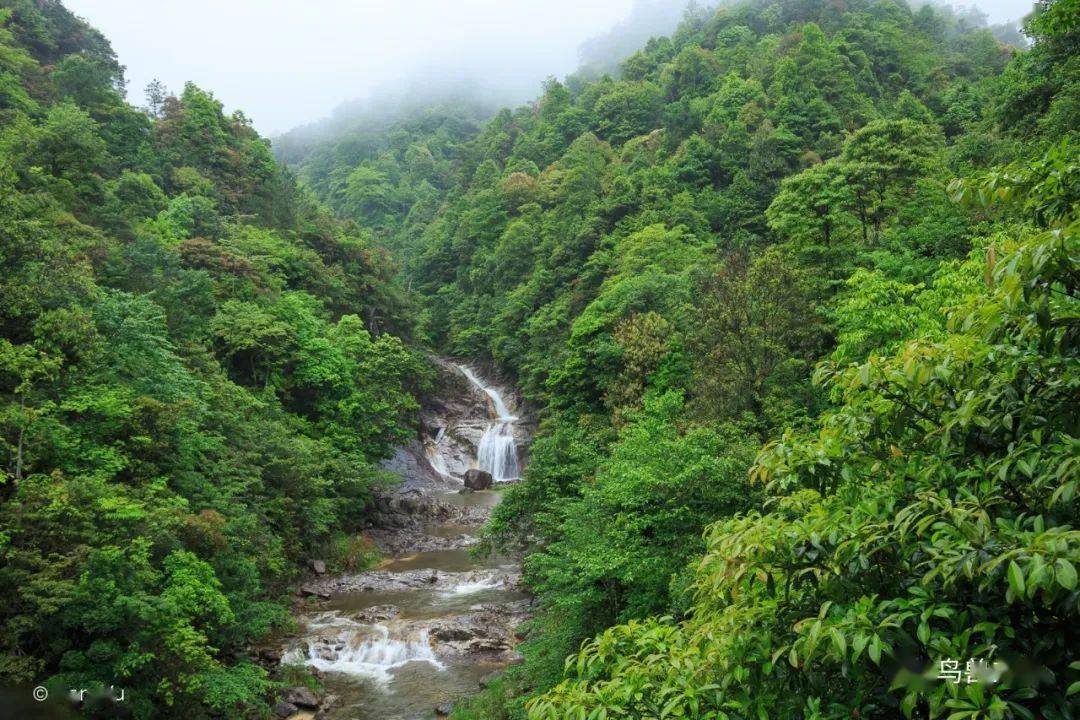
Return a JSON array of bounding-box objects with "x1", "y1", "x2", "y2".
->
[
  {"x1": 65, "y1": 0, "x2": 1035, "y2": 139},
  {"x1": 62, "y1": 0, "x2": 636, "y2": 135}
]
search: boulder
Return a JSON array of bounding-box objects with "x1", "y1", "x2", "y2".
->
[
  {"x1": 318, "y1": 693, "x2": 339, "y2": 714},
  {"x1": 464, "y1": 468, "x2": 493, "y2": 490},
  {"x1": 352, "y1": 604, "x2": 399, "y2": 623},
  {"x1": 314, "y1": 645, "x2": 338, "y2": 662},
  {"x1": 310, "y1": 559, "x2": 326, "y2": 574},
  {"x1": 273, "y1": 701, "x2": 298, "y2": 718},
  {"x1": 299, "y1": 584, "x2": 331, "y2": 599},
  {"x1": 258, "y1": 647, "x2": 283, "y2": 664},
  {"x1": 284, "y1": 686, "x2": 319, "y2": 709},
  {"x1": 435, "y1": 702, "x2": 454, "y2": 717},
  {"x1": 429, "y1": 623, "x2": 477, "y2": 642}
]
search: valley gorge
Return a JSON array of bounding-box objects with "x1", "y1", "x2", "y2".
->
[
  {"x1": 277, "y1": 362, "x2": 531, "y2": 719},
  {"x1": 0, "y1": 1, "x2": 1075, "y2": 719}
]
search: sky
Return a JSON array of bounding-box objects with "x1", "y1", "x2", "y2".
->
[{"x1": 64, "y1": 0, "x2": 1035, "y2": 136}]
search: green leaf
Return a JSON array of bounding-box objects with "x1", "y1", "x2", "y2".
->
[
  {"x1": 1055, "y1": 559, "x2": 1077, "y2": 590},
  {"x1": 869, "y1": 636, "x2": 882, "y2": 665},
  {"x1": 1007, "y1": 560, "x2": 1025, "y2": 597}
]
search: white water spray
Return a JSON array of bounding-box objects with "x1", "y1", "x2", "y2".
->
[
  {"x1": 439, "y1": 574, "x2": 505, "y2": 596},
  {"x1": 283, "y1": 620, "x2": 442, "y2": 683},
  {"x1": 457, "y1": 365, "x2": 520, "y2": 481},
  {"x1": 425, "y1": 442, "x2": 450, "y2": 478}
]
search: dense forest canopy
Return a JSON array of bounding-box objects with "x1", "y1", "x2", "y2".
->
[
  {"x1": 283, "y1": 0, "x2": 1078, "y2": 717},
  {"x1": 0, "y1": 0, "x2": 430, "y2": 715},
  {"x1": 1, "y1": 0, "x2": 1077, "y2": 718}
]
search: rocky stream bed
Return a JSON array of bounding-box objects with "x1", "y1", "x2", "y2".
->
[{"x1": 267, "y1": 360, "x2": 531, "y2": 720}]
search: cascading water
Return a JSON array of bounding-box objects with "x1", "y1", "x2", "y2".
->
[
  {"x1": 283, "y1": 617, "x2": 442, "y2": 684},
  {"x1": 477, "y1": 423, "x2": 519, "y2": 481},
  {"x1": 425, "y1": 437, "x2": 450, "y2": 478},
  {"x1": 457, "y1": 365, "x2": 520, "y2": 481}
]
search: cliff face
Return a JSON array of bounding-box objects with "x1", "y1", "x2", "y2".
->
[{"x1": 383, "y1": 358, "x2": 534, "y2": 493}]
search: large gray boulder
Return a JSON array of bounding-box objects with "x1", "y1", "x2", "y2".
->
[
  {"x1": 464, "y1": 468, "x2": 493, "y2": 490},
  {"x1": 284, "y1": 686, "x2": 319, "y2": 709},
  {"x1": 272, "y1": 701, "x2": 297, "y2": 718}
]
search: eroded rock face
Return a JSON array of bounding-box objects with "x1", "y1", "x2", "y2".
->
[
  {"x1": 365, "y1": 528, "x2": 477, "y2": 555},
  {"x1": 361, "y1": 481, "x2": 494, "y2": 555},
  {"x1": 423, "y1": 608, "x2": 527, "y2": 658},
  {"x1": 299, "y1": 583, "x2": 332, "y2": 599}
]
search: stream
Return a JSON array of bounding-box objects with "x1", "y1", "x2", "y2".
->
[{"x1": 280, "y1": 361, "x2": 528, "y2": 719}]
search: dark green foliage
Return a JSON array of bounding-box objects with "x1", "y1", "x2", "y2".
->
[{"x1": 0, "y1": 3, "x2": 427, "y2": 715}]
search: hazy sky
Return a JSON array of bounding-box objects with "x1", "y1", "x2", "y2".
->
[
  {"x1": 65, "y1": 0, "x2": 1034, "y2": 136},
  {"x1": 64, "y1": 0, "x2": 635, "y2": 134}
]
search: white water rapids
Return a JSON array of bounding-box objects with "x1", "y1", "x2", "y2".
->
[
  {"x1": 456, "y1": 365, "x2": 520, "y2": 481},
  {"x1": 282, "y1": 616, "x2": 442, "y2": 684}
]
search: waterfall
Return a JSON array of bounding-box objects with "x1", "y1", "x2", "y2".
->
[
  {"x1": 477, "y1": 422, "x2": 519, "y2": 480},
  {"x1": 456, "y1": 365, "x2": 520, "y2": 481},
  {"x1": 425, "y1": 441, "x2": 450, "y2": 478},
  {"x1": 457, "y1": 365, "x2": 515, "y2": 421},
  {"x1": 283, "y1": 621, "x2": 442, "y2": 683}
]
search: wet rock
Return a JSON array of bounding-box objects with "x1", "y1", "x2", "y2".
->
[
  {"x1": 304, "y1": 568, "x2": 446, "y2": 593},
  {"x1": 435, "y1": 702, "x2": 454, "y2": 717},
  {"x1": 299, "y1": 583, "x2": 331, "y2": 599},
  {"x1": 467, "y1": 637, "x2": 511, "y2": 653},
  {"x1": 305, "y1": 566, "x2": 521, "y2": 596},
  {"x1": 258, "y1": 647, "x2": 283, "y2": 664},
  {"x1": 352, "y1": 604, "x2": 399, "y2": 623},
  {"x1": 317, "y1": 693, "x2": 339, "y2": 714},
  {"x1": 429, "y1": 622, "x2": 479, "y2": 642},
  {"x1": 284, "y1": 686, "x2": 319, "y2": 709},
  {"x1": 423, "y1": 608, "x2": 524, "y2": 658},
  {"x1": 464, "y1": 469, "x2": 493, "y2": 491},
  {"x1": 366, "y1": 528, "x2": 477, "y2": 555},
  {"x1": 309, "y1": 642, "x2": 338, "y2": 663},
  {"x1": 273, "y1": 701, "x2": 298, "y2": 718},
  {"x1": 365, "y1": 491, "x2": 463, "y2": 532},
  {"x1": 310, "y1": 559, "x2": 326, "y2": 574}
]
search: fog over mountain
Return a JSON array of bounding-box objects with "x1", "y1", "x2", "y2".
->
[
  {"x1": 62, "y1": 0, "x2": 636, "y2": 134},
  {"x1": 65, "y1": 0, "x2": 1033, "y2": 138}
]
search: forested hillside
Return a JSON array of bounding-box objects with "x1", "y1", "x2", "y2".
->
[
  {"x1": 286, "y1": 0, "x2": 1078, "y2": 718},
  {"x1": 0, "y1": 1, "x2": 430, "y2": 716},
  {"x1": 1, "y1": 0, "x2": 1076, "y2": 718}
]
